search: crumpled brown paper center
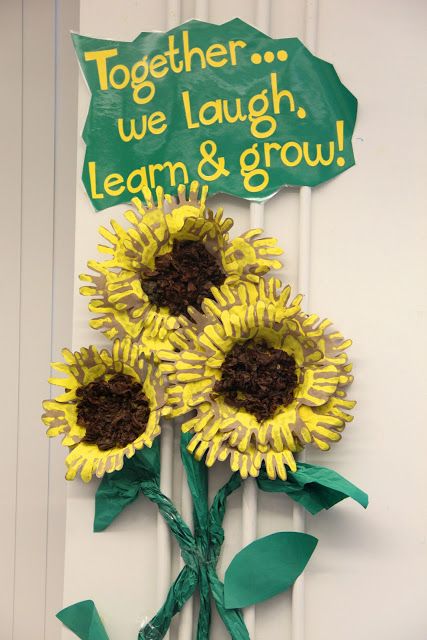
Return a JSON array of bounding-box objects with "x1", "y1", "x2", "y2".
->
[{"x1": 213, "y1": 340, "x2": 298, "y2": 421}]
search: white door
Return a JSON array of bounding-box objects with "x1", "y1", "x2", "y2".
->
[{"x1": 44, "y1": 1, "x2": 427, "y2": 639}]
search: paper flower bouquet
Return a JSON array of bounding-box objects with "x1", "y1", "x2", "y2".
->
[{"x1": 42, "y1": 183, "x2": 367, "y2": 639}]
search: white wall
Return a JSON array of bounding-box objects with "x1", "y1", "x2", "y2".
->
[
  {"x1": 0, "y1": 1, "x2": 79, "y2": 639},
  {"x1": 2, "y1": 0, "x2": 426, "y2": 639}
]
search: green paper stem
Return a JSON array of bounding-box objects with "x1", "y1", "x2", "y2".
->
[
  {"x1": 206, "y1": 474, "x2": 248, "y2": 640},
  {"x1": 127, "y1": 433, "x2": 247, "y2": 640},
  {"x1": 209, "y1": 472, "x2": 242, "y2": 564},
  {"x1": 207, "y1": 565, "x2": 249, "y2": 640},
  {"x1": 196, "y1": 565, "x2": 211, "y2": 640},
  {"x1": 179, "y1": 432, "x2": 211, "y2": 638},
  {"x1": 138, "y1": 478, "x2": 195, "y2": 563},
  {"x1": 138, "y1": 565, "x2": 198, "y2": 640},
  {"x1": 179, "y1": 433, "x2": 249, "y2": 640}
]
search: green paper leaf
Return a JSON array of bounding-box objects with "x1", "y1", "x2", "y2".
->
[
  {"x1": 56, "y1": 600, "x2": 109, "y2": 640},
  {"x1": 257, "y1": 462, "x2": 368, "y2": 515},
  {"x1": 94, "y1": 439, "x2": 160, "y2": 532},
  {"x1": 224, "y1": 532, "x2": 318, "y2": 609}
]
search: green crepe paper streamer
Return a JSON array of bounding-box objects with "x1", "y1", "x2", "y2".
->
[
  {"x1": 94, "y1": 439, "x2": 160, "y2": 531},
  {"x1": 224, "y1": 532, "x2": 318, "y2": 609},
  {"x1": 137, "y1": 470, "x2": 198, "y2": 639},
  {"x1": 179, "y1": 432, "x2": 211, "y2": 639},
  {"x1": 207, "y1": 473, "x2": 248, "y2": 640},
  {"x1": 139, "y1": 565, "x2": 198, "y2": 640},
  {"x1": 138, "y1": 433, "x2": 248, "y2": 639},
  {"x1": 257, "y1": 462, "x2": 368, "y2": 515},
  {"x1": 56, "y1": 600, "x2": 109, "y2": 640},
  {"x1": 179, "y1": 433, "x2": 249, "y2": 640}
]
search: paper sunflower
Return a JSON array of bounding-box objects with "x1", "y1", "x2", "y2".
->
[
  {"x1": 80, "y1": 182, "x2": 282, "y2": 347},
  {"x1": 159, "y1": 279, "x2": 355, "y2": 480},
  {"x1": 42, "y1": 338, "x2": 168, "y2": 482}
]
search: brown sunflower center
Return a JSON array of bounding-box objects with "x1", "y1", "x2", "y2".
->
[
  {"x1": 141, "y1": 240, "x2": 226, "y2": 317},
  {"x1": 213, "y1": 340, "x2": 298, "y2": 421},
  {"x1": 76, "y1": 373, "x2": 150, "y2": 451}
]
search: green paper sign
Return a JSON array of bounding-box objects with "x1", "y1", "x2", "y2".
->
[
  {"x1": 73, "y1": 18, "x2": 357, "y2": 211},
  {"x1": 224, "y1": 532, "x2": 318, "y2": 609}
]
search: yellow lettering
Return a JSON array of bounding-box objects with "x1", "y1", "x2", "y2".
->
[
  {"x1": 199, "y1": 100, "x2": 223, "y2": 126},
  {"x1": 131, "y1": 57, "x2": 149, "y2": 83},
  {"x1": 117, "y1": 117, "x2": 147, "y2": 142},
  {"x1": 250, "y1": 116, "x2": 277, "y2": 138},
  {"x1": 104, "y1": 173, "x2": 125, "y2": 196},
  {"x1": 127, "y1": 167, "x2": 148, "y2": 193},
  {"x1": 165, "y1": 161, "x2": 188, "y2": 186},
  {"x1": 130, "y1": 57, "x2": 155, "y2": 104},
  {"x1": 303, "y1": 141, "x2": 335, "y2": 166},
  {"x1": 239, "y1": 144, "x2": 269, "y2": 192},
  {"x1": 149, "y1": 111, "x2": 167, "y2": 135},
  {"x1": 165, "y1": 35, "x2": 184, "y2": 73},
  {"x1": 109, "y1": 64, "x2": 130, "y2": 90},
  {"x1": 182, "y1": 30, "x2": 206, "y2": 71},
  {"x1": 150, "y1": 54, "x2": 168, "y2": 79},
  {"x1": 84, "y1": 49, "x2": 118, "y2": 90},
  {"x1": 88, "y1": 161, "x2": 104, "y2": 199},
  {"x1": 205, "y1": 43, "x2": 228, "y2": 67},
  {"x1": 280, "y1": 142, "x2": 302, "y2": 166},
  {"x1": 148, "y1": 163, "x2": 165, "y2": 185},
  {"x1": 132, "y1": 80, "x2": 155, "y2": 105},
  {"x1": 198, "y1": 140, "x2": 230, "y2": 181},
  {"x1": 229, "y1": 40, "x2": 247, "y2": 65},
  {"x1": 148, "y1": 161, "x2": 188, "y2": 187},
  {"x1": 117, "y1": 111, "x2": 167, "y2": 142},
  {"x1": 248, "y1": 89, "x2": 277, "y2": 138},
  {"x1": 182, "y1": 91, "x2": 200, "y2": 129},
  {"x1": 248, "y1": 90, "x2": 268, "y2": 119},
  {"x1": 271, "y1": 72, "x2": 295, "y2": 114},
  {"x1": 222, "y1": 98, "x2": 246, "y2": 124},
  {"x1": 263, "y1": 142, "x2": 281, "y2": 167}
]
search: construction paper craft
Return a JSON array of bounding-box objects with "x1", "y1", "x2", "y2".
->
[
  {"x1": 73, "y1": 18, "x2": 357, "y2": 210},
  {"x1": 257, "y1": 462, "x2": 368, "y2": 514},
  {"x1": 56, "y1": 600, "x2": 109, "y2": 640},
  {"x1": 224, "y1": 532, "x2": 318, "y2": 609},
  {"x1": 158, "y1": 278, "x2": 355, "y2": 480},
  {"x1": 40, "y1": 176, "x2": 367, "y2": 637},
  {"x1": 94, "y1": 438, "x2": 160, "y2": 531},
  {"x1": 80, "y1": 183, "x2": 282, "y2": 345},
  {"x1": 42, "y1": 339, "x2": 169, "y2": 482}
]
